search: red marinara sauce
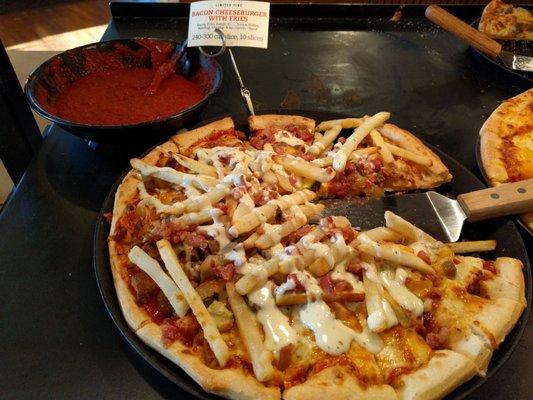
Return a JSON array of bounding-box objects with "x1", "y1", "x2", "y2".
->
[
  {"x1": 53, "y1": 68, "x2": 205, "y2": 125},
  {"x1": 46, "y1": 40, "x2": 207, "y2": 125}
]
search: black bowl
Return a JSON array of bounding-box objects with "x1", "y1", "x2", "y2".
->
[{"x1": 25, "y1": 38, "x2": 223, "y2": 143}]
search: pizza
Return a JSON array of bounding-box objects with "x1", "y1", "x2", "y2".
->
[
  {"x1": 478, "y1": 0, "x2": 533, "y2": 41},
  {"x1": 479, "y1": 88, "x2": 533, "y2": 230},
  {"x1": 107, "y1": 113, "x2": 525, "y2": 400}
]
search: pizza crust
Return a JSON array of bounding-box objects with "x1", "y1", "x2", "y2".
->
[
  {"x1": 282, "y1": 365, "x2": 398, "y2": 400},
  {"x1": 107, "y1": 168, "x2": 154, "y2": 332},
  {"x1": 248, "y1": 114, "x2": 315, "y2": 132},
  {"x1": 378, "y1": 123, "x2": 453, "y2": 187},
  {"x1": 471, "y1": 298, "x2": 525, "y2": 349},
  {"x1": 479, "y1": 110, "x2": 509, "y2": 186},
  {"x1": 108, "y1": 239, "x2": 152, "y2": 332},
  {"x1": 478, "y1": 0, "x2": 533, "y2": 41},
  {"x1": 137, "y1": 323, "x2": 280, "y2": 400},
  {"x1": 395, "y1": 350, "x2": 477, "y2": 400},
  {"x1": 479, "y1": 89, "x2": 533, "y2": 230},
  {"x1": 482, "y1": 257, "x2": 526, "y2": 305},
  {"x1": 170, "y1": 116, "x2": 235, "y2": 153},
  {"x1": 449, "y1": 331, "x2": 493, "y2": 376}
]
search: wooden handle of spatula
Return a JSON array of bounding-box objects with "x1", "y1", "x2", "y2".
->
[
  {"x1": 458, "y1": 179, "x2": 533, "y2": 222},
  {"x1": 425, "y1": 5, "x2": 502, "y2": 59}
]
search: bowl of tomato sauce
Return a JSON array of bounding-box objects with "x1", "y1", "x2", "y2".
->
[{"x1": 25, "y1": 38, "x2": 222, "y2": 142}]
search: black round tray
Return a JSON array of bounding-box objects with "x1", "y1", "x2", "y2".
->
[
  {"x1": 94, "y1": 110, "x2": 531, "y2": 400},
  {"x1": 468, "y1": 19, "x2": 533, "y2": 85}
]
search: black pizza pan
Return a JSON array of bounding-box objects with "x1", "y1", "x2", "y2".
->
[
  {"x1": 94, "y1": 110, "x2": 531, "y2": 400},
  {"x1": 475, "y1": 136, "x2": 533, "y2": 237},
  {"x1": 468, "y1": 19, "x2": 533, "y2": 85}
]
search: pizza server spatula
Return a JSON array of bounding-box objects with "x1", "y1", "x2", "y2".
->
[
  {"x1": 425, "y1": 5, "x2": 533, "y2": 73},
  {"x1": 317, "y1": 179, "x2": 533, "y2": 242}
]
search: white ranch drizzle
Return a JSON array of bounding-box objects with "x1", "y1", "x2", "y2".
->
[
  {"x1": 197, "y1": 208, "x2": 231, "y2": 249},
  {"x1": 379, "y1": 268, "x2": 424, "y2": 316},
  {"x1": 331, "y1": 260, "x2": 364, "y2": 293},
  {"x1": 363, "y1": 262, "x2": 399, "y2": 332},
  {"x1": 409, "y1": 240, "x2": 441, "y2": 264},
  {"x1": 248, "y1": 283, "x2": 298, "y2": 356},
  {"x1": 299, "y1": 300, "x2": 383, "y2": 355},
  {"x1": 273, "y1": 130, "x2": 309, "y2": 149}
]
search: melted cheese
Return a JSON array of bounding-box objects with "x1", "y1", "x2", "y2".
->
[
  {"x1": 248, "y1": 284, "x2": 298, "y2": 355},
  {"x1": 299, "y1": 300, "x2": 383, "y2": 355}
]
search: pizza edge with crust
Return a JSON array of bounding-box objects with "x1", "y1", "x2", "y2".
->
[{"x1": 479, "y1": 88, "x2": 533, "y2": 230}]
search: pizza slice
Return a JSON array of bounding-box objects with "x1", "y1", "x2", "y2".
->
[
  {"x1": 479, "y1": 88, "x2": 533, "y2": 230},
  {"x1": 478, "y1": 0, "x2": 533, "y2": 41},
  {"x1": 247, "y1": 113, "x2": 452, "y2": 198}
]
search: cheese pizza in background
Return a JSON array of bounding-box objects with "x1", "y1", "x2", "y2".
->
[
  {"x1": 479, "y1": 88, "x2": 533, "y2": 230},
  {"x1": 478, "y1": 0, "x2": 532, "y2": 41},
  {"x1": 107, "y1": 113, "x2": 526, "y2": 400}
]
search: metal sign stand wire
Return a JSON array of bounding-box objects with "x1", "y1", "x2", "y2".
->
[{"x1": 198, "y1": 28, "x2": 255, "y2": 116}]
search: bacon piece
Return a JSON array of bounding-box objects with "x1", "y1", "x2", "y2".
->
[
  {"x1": 319, "y1": 275, "x2": 335, "y2": 295},
  {"x1": 288, "y1": 173, "x2": 297, "y2": 186},
  {"x1": 417, "y1": 250, "x2": 431, "y2": 265},
  {"x1": 213, "y1": 263, "x2": 235, "y2": 281},
  {"x1": 466, "y1": 270, "x2": 484, "y2": 296},
  {"x1": 442, "y1": 259, "x2": 457, "y2": 278},
  {"x1": 185, "y1": 232, "x2": 209, "y2": 249},
  {"x1": 275, "y1": 344, "x2": 294, "y2": 371},
  {"x1": 249, "y1": 128, "x2": 275, "y2": 149},
  {"x1": 214, "y1": 202, "x2": 229, "y2": 214},
  {"x1": 347, "y1": 261, "x2": 363, "y2": 274},
  {"x1": 287, "y1": 273, "x2": 306, "y2": 293},
  {"x1": 161, "y1": 314, "x2": 201, "y2": 347},
  {"x1": 218, "y1": 153, "x2": 231, "y2": 166},
  {"x1": 284, "y1": 225, "x2": 312, "y2": 245},
  {"x1": 425, "y1": 328, "x2": 449, "y2": 349},
  {"x1": 103, "y1": 212, "x2": 113, "y2": 223},
  {"x1": 341, "y1": 226, "x2": 356, "y2": 243},
  {"x1": 428, "y1": 288, "x2": 442, "y2": 301},
  {"x1": 130, "y1": 271, "x2": 158, "y2": 304},
  {"x1": 156, "y1": 290, "x2": 174, "y2": 316},
  {"x1": 334, "y1": 280, "x2": 353, "y2": 293},
  {"x1": 285, "y1": 124, "x2": 314, "y2": 144},
  {"x1": 320, "y1": 275, "x2": 353, "y2": 295}
]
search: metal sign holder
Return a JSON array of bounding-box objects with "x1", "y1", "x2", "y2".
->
[{"x1": 198, "y1": 28, "x2": 255, "y2": 116}]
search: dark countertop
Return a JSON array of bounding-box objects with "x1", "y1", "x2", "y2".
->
[{"x1": 1, "y1": 3, "x2": 531, "y2": 399}]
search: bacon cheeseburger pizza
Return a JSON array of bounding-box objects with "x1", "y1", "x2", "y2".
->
[
  {"x1": 107, "y1": 113, "x2": 526, "y2": 400},
  {"x1": 480, "y1": 88, "x2": 533, "y2": 230}
]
